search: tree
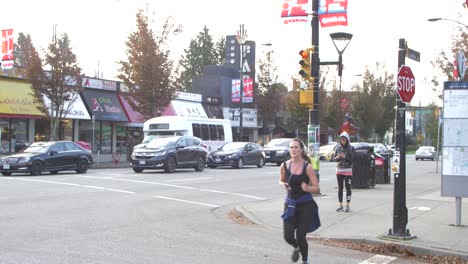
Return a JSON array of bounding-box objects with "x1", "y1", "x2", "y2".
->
[
  {"x1": 423, "y1": 104, "x2": 440, "y2": 146},
  {"x1": 255, "y1": 50, "x2": 287, "y2": 133},
  {"x1": 177, "y1": 26, "x2": 223, "y2": 92},
  {"x1": 431, "y1": 23, "x2": 468, "y2": 99},
  {"x1": 118, "y1": 10, "x2": 181, "y2": 120},
  {"x1": 350, "y1": 64, "x2": 396, "y2": 141},
  {"x1": 214, "y1": 36, "x2": 225, "y2": 65},
  {"x1": 24, "y1": 31, "x2": 82, "y2": 141}
]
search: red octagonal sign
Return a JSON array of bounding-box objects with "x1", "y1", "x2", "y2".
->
[{"x1": 397, "y1": 65, "x2": 415, "y2": 103}]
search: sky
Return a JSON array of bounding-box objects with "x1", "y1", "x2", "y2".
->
[{"x1": 1, "y1": 0, "x2": 467, "y2": 107}]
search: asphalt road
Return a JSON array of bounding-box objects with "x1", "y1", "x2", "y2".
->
[{"x1": 0, "y1": 157, "x2": 431, "y2": 264}]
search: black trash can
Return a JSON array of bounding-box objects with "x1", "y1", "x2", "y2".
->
[
  {"x1": 351, "y1": 146, "x2": 375, "y2": 188},
  {"x1": 374, "y1": 153, "x2": 385, "y2": 184}
]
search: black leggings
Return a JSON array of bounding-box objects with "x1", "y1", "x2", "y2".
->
[
  {"x1": 283, "y1": 202, "x2": 314, "y2": 261},
  {"x1": 337, "y1": 174, "x2": 352, "y2": 203}
]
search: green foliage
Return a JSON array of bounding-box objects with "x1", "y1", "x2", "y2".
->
[
  {"x1": 423, "y1": 104, "x2": 441, "y2": 146},
  {"x1": 118, "y1": 10, "x2": 180, "y2": 120},
  {"x1": 430, "y1": 23, "x2": 468, "y2": 99},
  {"x1": 177, "y1": 26, "x2": 223, "y2": 92},
  {"x1": 255, "y1": 50, "x2": 288, "y2": 129},
  {"x1": 350, "y1": 64, "x2": 396, "y2": 141},
  {"x1": 21, "y1": 31, "x2": 82, "y2": 140}
]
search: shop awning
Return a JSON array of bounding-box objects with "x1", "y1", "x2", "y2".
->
[
  {"x1": 80, "y1": 89, "x2": 128, "y2": 122},
  {"x1": 42, "y1": 93, "x2": 91, "y2": 120},
  {"x1": 0, "y1": 78, "x2": 46, "y2": 118},
  {"x1": 118, "y1": 94, "x2": 145, "y2": 127}
]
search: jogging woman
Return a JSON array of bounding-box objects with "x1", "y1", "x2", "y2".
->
[{"x1": 279, "y1": 138, "x2": 320, "y2": 264}]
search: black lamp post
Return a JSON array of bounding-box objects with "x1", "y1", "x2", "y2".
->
[
  {"x1": 428, "y1": 18, "x2": 468, "y2": 28},
  {"x1": 330, "y1": 32, "x2": 353, "y2": 91},
  {"x1": 236, "y1": 24, "x2": 247, "y2": 141}
]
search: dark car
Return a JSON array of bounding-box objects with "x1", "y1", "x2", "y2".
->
[
  {"x1": 130, "y1": 136, "x2": 208, "y2": 173},
  {"x1": 207, "y1": 142, "x2": 265, "y2": 169},
  {"x1": 263, "y1": 138, "x2": 293, "y2": 166},
  {"x1": 0, "y1": 141, "x2": 94, "y2": 176}
]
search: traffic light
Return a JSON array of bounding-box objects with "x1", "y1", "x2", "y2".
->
[{"x1": 299, "y1": 48, "x2": 314, "y2": 82}]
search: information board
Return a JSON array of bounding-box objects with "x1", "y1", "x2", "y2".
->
[{"x1": 442, "y1": 82, "x2": 468, "y2": 198}]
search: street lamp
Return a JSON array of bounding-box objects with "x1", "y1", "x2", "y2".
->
[
  {"x1": 330, "y1": 32, "x2": 353, "y2": 91},
  {"x1": 428, "y1": 18, "x2": 468, "y2": 28},
  {"x1": 236, "y1": 24, "x2": 248, "y2": 141}
]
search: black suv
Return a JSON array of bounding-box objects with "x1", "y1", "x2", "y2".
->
[
  {"x1": 263, "y1": 138, "x2": 294, "y2": 166},
  {"x1": 129, "y1": 136, "x2": 208, "y2": 173}
]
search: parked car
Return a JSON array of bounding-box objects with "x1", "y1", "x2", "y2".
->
[
  {"x1": 369, "y1": 143, "x2": 389, "y2": 154},
  {"x1": 207, "y1": 142, "x2": 265, "y2": 169},
  {"x1": 263, "y1": 138, "x2": 293, "y2": 166},
  {"x1": 415, "y1": 146, "x2": 437, "y2": 161},
  {"x1": 0, "y1": 141, "x2": 94, "y2": 176},
  {"x1": 318, "y1": 142, "x2": 337, "y2": 161},
  {"x1": 130, "y1": 136, "x2": 208, "y2": 173}
]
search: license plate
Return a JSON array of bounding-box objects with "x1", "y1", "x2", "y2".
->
[
  {"x1": 3, "y1": 164, "x2": 10, "y2": 169},
  {"x1": 139, "y1": 160, "x2": 146, "y2": 165},
  {"x1": 215, "y1": 158, "x2": 221, "y2": 162}
]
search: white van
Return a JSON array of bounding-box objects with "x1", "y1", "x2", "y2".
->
[{"x1": 142, "y1": 116, "x2": 233, "y2": 151}]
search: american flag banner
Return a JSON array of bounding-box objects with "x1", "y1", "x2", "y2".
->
[
  {"x1": 232, "y1": 79, "x2": 241, "y2": 103},
  {"x1": 232, "y1": 78, "x2": 254, "y2": 103},
  {"x1": 281, "y1": 0, "x2": 309, "y2": 24},
  {"x1": 1, "y1": 29, "x2": 14, "y2": 69},
  {"x1": 318, "y1": 0, "x2": 348, "y2": 27}
]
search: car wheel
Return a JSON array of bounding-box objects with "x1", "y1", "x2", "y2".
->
[
  {"x1": 257, "y1": 156, "x2": 265, "y2": 168},
  {"x1": 50, "y1": 171, "x2": 59, "y2": 175},
  {"x1": 235, "y1": 158, "x2": 244, "y2": 169},
  {"x1": 30, "y1": 161, "x2": 44, "y2": 176},
  {"x1": 164, "y1": 156, "x2": 177, "y2": 173},
  {"x1": 76, "y1": 159, "x2": 89, "y2": 174},
  {"x1": 1, "y1": 172, "x2": 12, "y2": 176},
  {"x1": 208, "y1": 165, "x2": 217, "y2": 169},
  {"x1": 133, "y1": 167, "x2": 144, "y2": 173},
  {"x1": 194, "y1": 156, "x2": 205, "y2": 172}
]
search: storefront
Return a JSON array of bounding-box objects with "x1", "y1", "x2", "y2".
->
[
  {"x1": 223, "y1": 107, "x2": 259, "y2": 142},
  {"x1": 161, "y1": 92, "x2": 208, "y2": 118},
  {"x1": 79, "y1": 78, "x2": 128, "y2": 158},
  {"x1": 118, "y1": 93, "x2": 145, "y2": 155},
  {"x1": 0, "y1": 76, "x2": 45, "y2": 153},
  {"x1": 39, "y1": 92, "x2": 91, "y2": 141}
]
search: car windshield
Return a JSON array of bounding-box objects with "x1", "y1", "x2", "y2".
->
[
  {"x1": 419, "y1": 147, "x2": 433, "y2": 151},
  {"x1": 146, "y1": 137, "x2": 179, "y2": 149},
  {"x1": 23, "y1": 142, "x2": 54, "y2": 153},
  {"x1": 266, "y1": 139, "x2": 291, "y2": 147},
  {"x1": 220, "y1": 142, "x2": 246, "y2": 151}
]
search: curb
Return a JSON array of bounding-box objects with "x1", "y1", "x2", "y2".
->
[{"x1": 233, "y1": 206, "x2": 468, "y2": 262}]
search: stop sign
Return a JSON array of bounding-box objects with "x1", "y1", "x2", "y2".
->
[{"x1": 397, "y1": 66, "x2": 415, "y2": 103}]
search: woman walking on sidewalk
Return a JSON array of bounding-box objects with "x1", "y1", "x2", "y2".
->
[
  {"x1": 279, "y1": 138, "x2": 321, "y2": 264},
  {"x1": 334, "y1": 132, "x2": 354, "y2": 212}
]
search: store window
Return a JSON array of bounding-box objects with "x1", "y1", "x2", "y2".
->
[
  {"x1": 101, "y1": 121, "x2": 112, "y2": 154},
  {"x1": 0, "y1": 119, "x2": 28, "y2": 153},
  {"x1": 78, "y1": 120, "x2": 94, "y2": 152},
  {"x1": 116, "y1": 125, "x2": 127, "y2": 154},
  {"x1": 59, "y1": 119, "x2": 73, "y2": 141}
]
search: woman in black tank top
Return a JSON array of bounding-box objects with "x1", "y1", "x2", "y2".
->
[{"x1": 279, "y1": 138, "x2": 320, "y2": 264}]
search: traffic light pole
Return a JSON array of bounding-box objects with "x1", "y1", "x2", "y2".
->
[
  {"x1": 309, "y1": 0, "x2": 320, "y2": 179},
  {"x1": 386, "y1": 38, "x2": 415, "y2": 240}
]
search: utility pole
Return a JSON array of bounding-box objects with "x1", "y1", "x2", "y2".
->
[{"x1": 309, "y1": 0, "x2": 320, "y2": 180}]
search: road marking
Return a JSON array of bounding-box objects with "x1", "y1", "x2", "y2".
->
[
  {"x1": 359, "y1": 254, "x2": 397, "y2": 264},
  {"x1": 166, "y1": 177, "x2": 211, "y2": 182},
  {"x1": 3, "y1": 177, "x2": 135, "y2": 194},
  {"x1": 153, "y1": 195, "x2": 219, "y2": 208},
  {"x1": 409, "y1": 206, "x2": 431, "y2": 211},
  {"x1": 74, "y1": 175, "x2": 266, "y2": 200}
]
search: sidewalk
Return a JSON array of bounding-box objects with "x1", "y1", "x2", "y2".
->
[{"x1": 236, "y1": 169, "x2": 468, "y2": 262}]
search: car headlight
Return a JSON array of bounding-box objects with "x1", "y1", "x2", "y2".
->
[
  {"x1": 154, "y1": 151, "x2": 166, "y2": 157},
  {"x1": 19, "y1": 157, "x2": 30, "y2": 163}
]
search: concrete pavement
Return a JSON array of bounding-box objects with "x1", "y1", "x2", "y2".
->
[{"x1": 235, "y1": 165, "x2": 468, "y2": 262}]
